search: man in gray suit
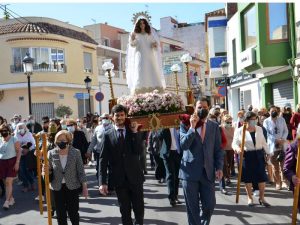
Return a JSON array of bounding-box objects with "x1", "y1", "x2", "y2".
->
[{"x1": 179, "y1": 97, "x2": 224, "y2": 225}]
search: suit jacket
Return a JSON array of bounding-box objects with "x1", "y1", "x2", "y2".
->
[
  {"x1": 179, "y1": 120, "x2": 223, "y2": 182},
  {"x1": 99, "y1": 127, "x2": 144, "y2": 187},
  {"x1": 157, "y1": 128, "x2": 181, "y2": 159},
  {"x1": 48, "y1": 146, "x2": 87, "y2": 191}
]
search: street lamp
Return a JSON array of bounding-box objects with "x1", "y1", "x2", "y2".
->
[
  {"x1": 84, "y1": 76, "x2": 92, "y2": 113},
  {"x1": 220, "y1": 61, "x2": 229, "y2": 111},
  {"x1": 23, "y1": 53, "x2": 34, "y2": 115},
  {"x1": 102, "y1": 60, "x2": 117, "y2": 112},
  {"x1": 180, "y1": 53, "x2": 194, "y2": 105},
  {"x1": 171, "y1": 64, "x2": 181, "y2": 95}
]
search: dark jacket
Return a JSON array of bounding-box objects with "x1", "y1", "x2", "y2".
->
[
  {"x1": 283, "y1": 140, "x2": 298, "y2": 192},
  {"x1": 99, "y1": 127, "x2": 144, "y2": 187},
  {"x1": 26, "y1": 122, "x2": 42, "y2": 134},
  {"x1": 72, "y1": 130, "x2": 89, "y2": 154}
]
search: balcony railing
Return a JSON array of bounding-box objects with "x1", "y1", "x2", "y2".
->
[{"x1": 10, "y1": 63, "x2": 67, "y2": 73}]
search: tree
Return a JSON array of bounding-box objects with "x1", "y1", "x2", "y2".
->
[{"x1": 55, "y1": 105, "x2": 73, "y2": 118}]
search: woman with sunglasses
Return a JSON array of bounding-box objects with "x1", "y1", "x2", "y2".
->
[
  {"x1": 0, "y1": 124, "x2": 21, "y2": 209},
  {"x1": 232, "y1": 111, "x2": 271, "y2": 207}
]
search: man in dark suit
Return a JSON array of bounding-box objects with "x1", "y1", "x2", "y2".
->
[
  {"x1": 179, "y1": 97, "x2": 224, "y2": 225},
  {"x1": 99, "y1": 104, "x2": 144, "y2": 225},
  {"x1": 158, "y1": 128, "x2": 182, "y2": 206}
]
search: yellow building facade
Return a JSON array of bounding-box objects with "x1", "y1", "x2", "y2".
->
[{"x1": 0, "y1": 17, "x2": 98, "y2": 122}]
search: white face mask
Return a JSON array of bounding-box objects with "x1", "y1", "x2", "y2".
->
[
  {"x1": 102, "y1": 119, "x2": 110, "y2": 125},
  {"x1": 19, "y1": 128, "x2": 25, "y2": 135},
  {"x1": 67, "y1": 126, "x2": 75, "y2": 133}
]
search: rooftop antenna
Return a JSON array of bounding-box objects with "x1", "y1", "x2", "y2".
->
[
  {"x1": 91, "y1": 18, "x2": 96, "y2": 24},
  {"x1": 2, "y1": 4, "x2": 10, "y2": 20}
]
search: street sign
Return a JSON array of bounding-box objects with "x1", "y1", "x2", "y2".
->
[
  {"x1": 218, "y1": 87, "x2": 226, "y2": 97},
  {"x1": 74, "y1": 93, "x2": 90, "y2": 100},
  {"x1": 95, "y1": 92, "x2": 104, "y2": 102}
]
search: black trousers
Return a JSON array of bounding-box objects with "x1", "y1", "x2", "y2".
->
[
  {"x1": 53, "y1": 184, "x2": 80, "y2": 225},
  {"x1": 153, "y1": 154, "x2": 166, "y2": 180},
  {"x1": 115, "y1": 182, "x2": 144, "y2": 225},
  {"x1": 163, "y1": 151, "x2": 181, "y2": 201}
]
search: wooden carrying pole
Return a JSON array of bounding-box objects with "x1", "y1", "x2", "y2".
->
[
  {"x1": 34, "y1": 134, "x2": 43, "y2": 215},
  {"x1": 236, "y1": 123, "x2": 247, "y2": 204},
  {"x1": 292, "y1": 138, "x2": 300, "y2": 225},
  {"x1": 42, "y1": 133, "x2": 53, "y2": 225}
]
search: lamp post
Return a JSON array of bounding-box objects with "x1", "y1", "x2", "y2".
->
[
  {"x1": 220, "y1": 61, "x2": 229, "y2": 111},
  {"x1": 171, "y1": 64, "x2": 181, "y2": 95},
  {"x1": 23, "y1": 53, "x2": 34, "y2": 115},
  {"x1": 84, "y1": 76, "x2": 92, "y2": 113},
  {"x1": 102, "y1": 60, "x2": 117, "y2": 112},
  {"x1": 180, "y1": 53, "x2": 194, "y2": 105}
]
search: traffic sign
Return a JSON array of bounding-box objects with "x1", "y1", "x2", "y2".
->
[
  {"x1": 74, "y1": 93, "x2": 90, "y2": 100},
  {"x1": 218, "y1": 87, "x2": 226, "y2": 97},
  {"x1": 95, "y1": 92, "x2": 104, "y2": 102}
]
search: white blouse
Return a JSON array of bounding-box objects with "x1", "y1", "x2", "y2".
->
[{"x1": 232, "y1": 125, "x2": 270, "y2": 154}]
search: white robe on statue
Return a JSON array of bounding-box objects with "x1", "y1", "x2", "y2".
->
[{"x1": 126, "y1": 24, "x2": 166, "y2": 95}]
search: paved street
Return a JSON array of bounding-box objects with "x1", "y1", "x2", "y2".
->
[{"x1": 0, "y1": 161, "x2": 297, "y2": 225}]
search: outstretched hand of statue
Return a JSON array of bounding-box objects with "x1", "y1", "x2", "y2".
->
[
  {"x1": 151, "y1": 42, "x2": 157, "y2": 48},
  {"x1": 131, "y1": 32, "x2": 136, "y2": 41}
]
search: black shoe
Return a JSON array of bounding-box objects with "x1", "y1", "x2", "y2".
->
[
  {"x1": 158, "y1": 178, "x2": 165, "y2": 183},
  {"x1": 170, "y1": 199, "x2": 176, "y2": 207},
  {"x1": 144, "y1": 171, "x2": 148, "y2": 175},
  {"x1": 221, "y1": 189, "x2": 228, "y2": 195},
  {"x1": 248, "y1": 199, "x2": 254, "y2": 207},
  {"x1": 259, "y1": 199, "x2": 271, "y2": 207}
]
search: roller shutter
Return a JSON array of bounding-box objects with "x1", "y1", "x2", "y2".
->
[{"x1": 272, "y1": 79, "x2": 294, "y2": 109}]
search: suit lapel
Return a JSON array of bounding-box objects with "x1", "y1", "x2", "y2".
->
[{"x1": 63, "y1": 147, "x2": 73, "y2": 172}]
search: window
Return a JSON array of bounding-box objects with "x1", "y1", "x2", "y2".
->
[
  {"x1": 267, "y1": 3, "x2": 288, "y2": 41},
  {"x1": 243, "y1": 6, "x2": 257, "y2": 49},
  {"x1": 12, "y1": 47, "x2": 65, "y2": 73},
  {"x1": 84, "y1": 52, "x2": 92, "y2": 73},
  {"x1": 213, "y1": 27, "x2": 226, "y2": 56},
  {"x1": 103, "y1": 38, "x2": 110, "y2": 47},
  {"x1": 232, "y1": 39, "x2": 237, "y2": 74}
]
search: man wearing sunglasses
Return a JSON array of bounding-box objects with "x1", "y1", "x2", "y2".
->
[{"x1": 263, "y1": 105, "x2": 289, "y2": 190}]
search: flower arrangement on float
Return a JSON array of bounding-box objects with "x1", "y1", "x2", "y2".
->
[{"x1": 117, "y1": 90, "x2": 185, "y2": 117}]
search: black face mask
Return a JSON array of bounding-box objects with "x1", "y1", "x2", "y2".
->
[
  {"x1": 271, "y1": 111, "x2": 278, "y2": 118},
  {"x1": 197, "y1": 108, "x2": 209, "y2": 119},
  {"x1": 0, "y1": 131, "x2": 9, "y2": 138},
  {"x1": 57, "y1": 141, "x2": 68, "y2": 150}
]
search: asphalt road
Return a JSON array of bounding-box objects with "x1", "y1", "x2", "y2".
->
[{"x1": 0, "y1": 163, "x2": 297, "y2": 225}]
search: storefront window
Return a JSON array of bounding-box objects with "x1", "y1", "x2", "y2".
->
[
  {"x1": 243, "y1": 6, "x2": 257, "y2": 49},
  {"x1": 267, "y1": 3, "x2": 288, "y2": 41}
]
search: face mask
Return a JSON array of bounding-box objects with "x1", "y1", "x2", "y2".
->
[
  {"x1": 43, "y1": 127, "x2": 48, "y2": 132},
  {"x1": 18, "y1": 128, "x2": 25, "y2": 135},
  {"x1": 77, "y1": 122, "x2": 81, "y2": 127},
  {"x1": 249, "y1": 120, "x2": 257, "y2": 127},
  {"x1": 197, "y1": 108, "x2": 209, "y2": 120},
  {"x1": 0, "y1": 131, "x2": 9, "y2": 138},
  {"x1": 67, "y1": 126, "x2": 75, "y2": 133},
  {"x1": 225, "y1": 123, "x2": 232, "y2": 128},
  {"x1": 61, "y1": 124, "x2": 67, "y2": 130},
  {"x1": 57, "y1": 141, "x2": 68, "y2": 150},
  {"x1": 14, "y1": 119, "x2": 19, "y2": 123},
  {"x1": 271, "y1": 111, "x2": 278, "y2": 118},
  {"x1": 102, "y1": 119, "x2": 110, "y2": 125},
  {"x1": 238, "y1": 117, "x2": 244, "y2": 123}
]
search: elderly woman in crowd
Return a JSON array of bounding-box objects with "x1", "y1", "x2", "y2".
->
[
  {"x1": 14, "y1": 123, "x2": 36, "y2": 192},
  {"x1": 66, "y1": 119, "x2": 89, "y2": 165},
  {"x1": 284, "y1": 124, "x2": 300, "y2": 209},
  {"x1": 222, "y1": 115, "x2": 235, "y2": 186},
  {"x1": 47, "y1": 130, "x2": 88, "y2": 225},
  {"x1": 232, "y1": 111, "x2": 271, "y2": 207},
  {"x1": 0, "y1": 124, "x2": 21, "y2": 209}
]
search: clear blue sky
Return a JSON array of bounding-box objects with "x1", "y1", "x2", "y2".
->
[{"x1": 2, "y1": 3, "x2": 225, "y2": 31}]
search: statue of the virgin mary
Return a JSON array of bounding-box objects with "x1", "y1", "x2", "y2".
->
[{"x1": 126, "y1": 12, "x2": 166, "y2": 95}]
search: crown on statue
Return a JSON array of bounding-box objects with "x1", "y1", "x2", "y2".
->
[{"x1": 132, "y1": 11, "x2": 151, "y2": 25}]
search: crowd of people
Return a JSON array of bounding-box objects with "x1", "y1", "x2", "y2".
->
[{"x1": 0, "y1": 99, "x2": 300, "y2": 225}]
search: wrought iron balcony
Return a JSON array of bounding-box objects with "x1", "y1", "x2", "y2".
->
[{"x1": 10, "y1": 63, "x2": 67, "y2": 73}]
